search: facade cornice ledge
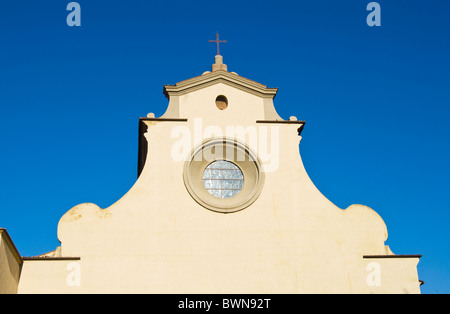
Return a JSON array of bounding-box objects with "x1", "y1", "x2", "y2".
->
[
  {"x1": 139, "y1": 117, "x2": 188, "y2": 122},
  {"x1": 363, "y1": 254, "x2": 422, "y2": 259},
  {"x1": 21, "y1": 256, "x2": 81, "y2": 261}
]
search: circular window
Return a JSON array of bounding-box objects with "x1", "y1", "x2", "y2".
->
[
  {"x1": 183, "y1": 138, "x2": 265, "y2": 214},
  {"x1": 215, "y1": 95, "x2": 228, "y2": 110},
  {"x1": 203, "y1": 160, "x2": 244, "y2": 199}
]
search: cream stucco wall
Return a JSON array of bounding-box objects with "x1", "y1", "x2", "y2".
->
[
  {"x1": 15, "y1": 70, "x2": 421, "y2": 294},
  {"x1": 0, "y1": 229, "x2": 22, "y2": 294}
]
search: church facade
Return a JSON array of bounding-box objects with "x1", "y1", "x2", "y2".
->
[{"x1": 1, "y1": 52, "x2": 422, "y2": 294}]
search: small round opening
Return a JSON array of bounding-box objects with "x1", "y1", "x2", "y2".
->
[{"x1": 215, "y1": 95, "x2": 228, "y2": 110}]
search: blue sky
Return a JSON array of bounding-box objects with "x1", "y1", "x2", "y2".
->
[{"x1": 0, "y1": 0, "x2": 449, "y2": 293}]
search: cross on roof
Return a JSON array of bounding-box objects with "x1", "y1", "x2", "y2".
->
[{"x1": 209, "y1": 33, "x2": 227, "y2": 56}]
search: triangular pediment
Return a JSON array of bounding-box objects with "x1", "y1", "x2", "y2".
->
[{"x1": 163, "y1": 70, "x2": 278, "y2": 100}]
